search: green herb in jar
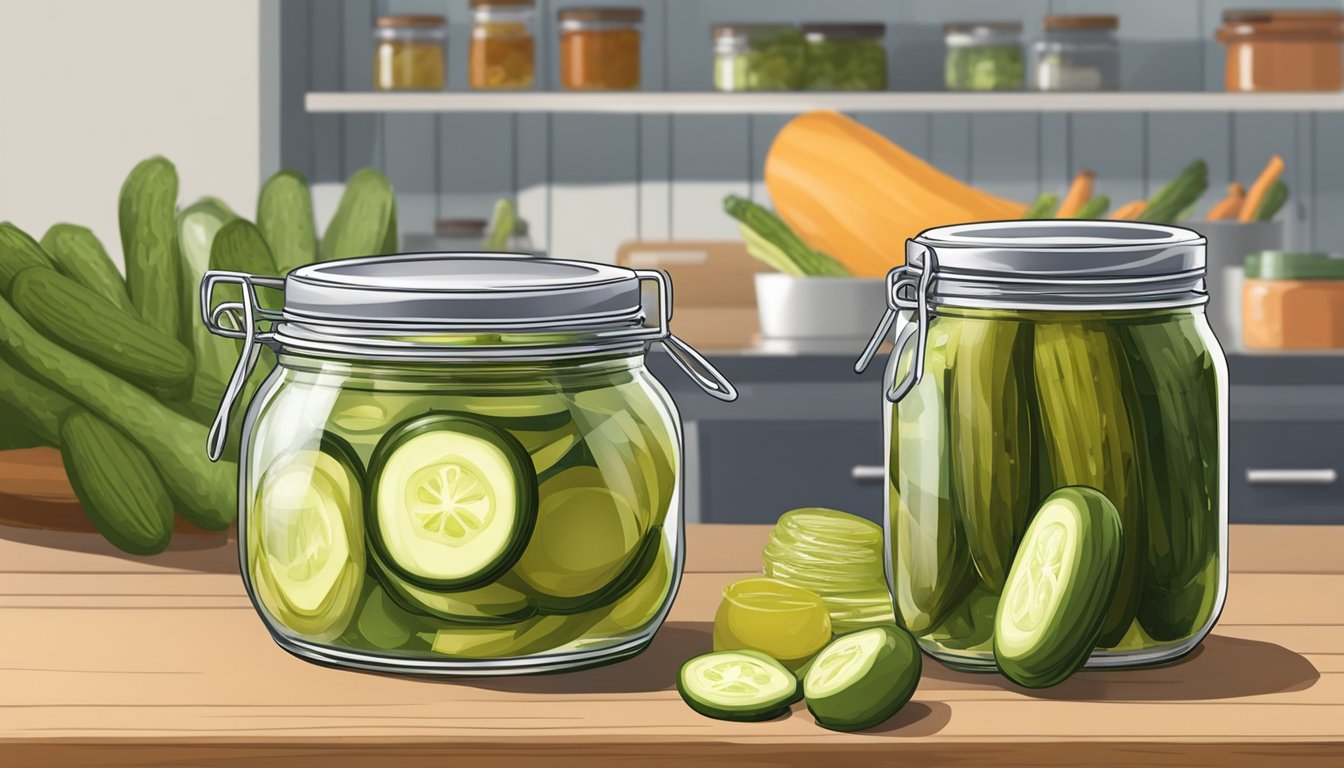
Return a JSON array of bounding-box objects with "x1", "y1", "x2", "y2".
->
[
  {"x1": 801, "y1": 24, "x2": 888, "y2": 91},
  {"x1": 946, "y1": 44, "x2": 1024, "y2": 90},
  {"x1": 714, "y1": 27, "x2": 807, "y2": 91}
]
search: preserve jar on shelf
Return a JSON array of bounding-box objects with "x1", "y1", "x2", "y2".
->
[
  {"x1": 1242, "y1": 251, "x2": 1344, "y2": 349},
  {"x1": 202, "y1": 254, "x2": 736, "y2": 676},
  {"x1": 373, "y1": 15, "x2": 447, "y2": 91},
  {"x1": 559, "y1": 7, "x2": 643, "y2": 90},
  {"x1": 801, "y1": 23, "x2": 888, "y2": 91},
  {"x1": 470, "y1": 0, "x2": 536, "y2": 90},
  {"x1": 712, "y1": 24, "x2": 806, "y2": 92},
  {"x1": 855, "y1": 221, "x2": 1228, "y2": 672},
  {"x1": 1032, "y1": 14, "x2": 1120, "y2": 91},
  {"x1": 1216, "y1": 9, "x2": 1344, "y2": 92},
  {"x1": 945, "y1": 21, "x2": 1024, "y2": 91}
]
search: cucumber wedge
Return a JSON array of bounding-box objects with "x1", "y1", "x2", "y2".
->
[
  {"x1": 678, "y1": 650, "x2": 800, "y2": 722},
  {"x1": 368, "y1": 413, "x2": 537, "y2": 590},
  {"x1": 804, "y1": 625, "x2": 922, "y2": 732},
  {"x1": 994, "y1": 487, "x2": 1124, "y2": 689}
]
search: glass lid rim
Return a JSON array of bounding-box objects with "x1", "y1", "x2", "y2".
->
[
  {"x1": 912, "y1": 219, "x2": 1205, "y2": 250},
  {"x1": 287, "y1": 252, "x2": 636, "y2": 293}
]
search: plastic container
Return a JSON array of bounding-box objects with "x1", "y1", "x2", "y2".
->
[
  {"x1": 1033, "y1": 14, "x2": 1119, "y2": 91},
  {"x1": 945, "y1": 21, "x2": 1024, "y2": 91},
  {"x1": 800, "y1": 23, "x2": 888, "y2": 91},
  {"x1": 470, "y1": 0, "x2": 536, "y2": 90},
  {"x1": 202, "y1": 254, "x2": 736, "y2": 676},
  {"x1": 855, "y1": 221, "x2": 1228, "y2": 672},
  {"x1": 559, "y1": 7, "x2": 643, "y2": 91},
  {"x1": 1216, "y1": 10, "x2": 1344, "y2": 92},
  {"x1": 712, "y1": 24, "x2": 806, "y2": 92},
  {"x1": 1242, "y1": 251, "x2": 1344, "y2": 349},
  {"x1": 373, "y1": 15, "x2": 447, "y2": 91}
]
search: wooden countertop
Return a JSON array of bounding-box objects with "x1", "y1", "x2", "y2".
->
[{"x1": 1, "y1": 523, "x2": 1342, "y2": 766}]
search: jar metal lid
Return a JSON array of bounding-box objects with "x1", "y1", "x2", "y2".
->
[
  {"x1": 711, "y1": 23, "x2": 795, "y2": 40},
  {"x1": 558, "y1": 7, "x2": 644, "y2": 24},
  {"x1": 375, "y1": 15, "x2": 446, "y2": 28},
  {"x1": 1043, "y1": 14, "x2": 1118, "y2": 31},
  {"x1": 800, "y1": 22, "x2": 886, "y2": 40}
]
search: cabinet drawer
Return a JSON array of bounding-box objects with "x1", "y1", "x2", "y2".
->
[
  {"x1": 695, "y1": 420, "x2": 884, "y2": 525},
  {"x1": 1230, "y1": 420, "x2": 1344, "y2": 523}
]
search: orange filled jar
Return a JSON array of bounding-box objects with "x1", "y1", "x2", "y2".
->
[
  {"x1": 470, "y1": 0, "x2": 536, "y2": 90},
  {"x1": 1216, "y1": 10, "x2": 1344, "y2": 92},
  {"x1": 1243, "y1": 251, "x2": 1344, "y2": 349},
  {"x1": 559, "y1": 7, "x2": 643, "y2": 90}
]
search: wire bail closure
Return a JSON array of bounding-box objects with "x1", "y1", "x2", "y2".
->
[{"x1": 853, "y1": 246, "x2": 939, "y2": 403}]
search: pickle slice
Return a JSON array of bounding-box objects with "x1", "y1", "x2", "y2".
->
[
  {"x1": 804, "y1": 625, "x2": 922, "y2": 732},
  {"x1": 425, "y1": 613, "x2": 598, "y2": 659},
  {"x1": 712, "y1": 577, "x2": 832, "y2": 669},
  {"x1": 678, "y1": 650, "x2": 800, "y2": 723},
  {"x1": 994, "y1": 487, "x2": 1124, "y2": 689},
  {"x1": 588, "y1": 538, "x2": 674, "y2": 636},
  {"x1": 370, "y1": 549, "x2": 536, "y2": 625}
]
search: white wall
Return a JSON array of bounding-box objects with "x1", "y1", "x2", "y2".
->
[{"x1": 0, "y1": 0, "x2": 263, "y2": 268}]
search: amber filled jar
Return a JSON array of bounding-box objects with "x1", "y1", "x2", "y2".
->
[
  {"x1": 559, "y1": 7, "x2": 643, "y2": 90},
  {"x1": 471, "y1": 0, "x2": 536, "y2": 90},
  {"x1": 374, "y1": 15, "x2": 447, "y2": 91},
  {"x1": 1216, "y1": 10, "x2": 1344, "y2": 91},
  {"x1": 1243, "y1": 251, "x2": 1344, "y2": 349}
]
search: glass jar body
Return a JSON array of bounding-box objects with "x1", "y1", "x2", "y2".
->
[
  {"x1": 470, "y1": 5, "x2": 536, "y2": 90},
  {"x1": 1033, "y1": 28, "x2": 1119, "y2": 91},
  {"x1": 239, "y1": 350, "x2": 683, "y2": 675},
  {"x1": 374, "y1": 22, "x2": 447, "y2": 91},
  {"x1": 945, "y1": 31, "x2": 1024, "y2": 90},
  {"x1": 713, "y1": 27, "x2": 806, "y2": 92},
  {"x1": 1218, "y1": 17, "x2": 1344, "y2": 92},
  {"x1": 560, "y1": 20, "x2": 642, "y2": 90},
  {"x1": 884, "y1": 305, "x2": 1227, "y2": 671},
  {"x1": 802, "y1": 31, "x2": 888, "y2": 91}
]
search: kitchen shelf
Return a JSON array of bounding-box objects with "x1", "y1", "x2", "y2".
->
[{"x1": 306, "y1": 90, "x2": 1344, "y2": 115}]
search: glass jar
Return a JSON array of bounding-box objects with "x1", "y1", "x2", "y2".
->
[
  {"x1": 712, "y1": 24, "x2": 806, "y2": 92},
  {"x1": 855, "y1": 221, "x2": 1228, "y2": 672},
  {"x1": 945, "y1": 21, "x2": 1024, "y2": 91},
  {"x1": 403, "y1": 218, "x2": 536, "y2": 254},
  {"x1": 470, "y1": 0, "x2": 535, "y2": 90},
  {"x1": 1216, "y1": 10, "x2": 1344, "y2": 92},
  {"x1": 202, "y1": 255, "x2": 736, "y2": 676},
  {"x1": 1242, "y1": 251, "x2": 1344, "y2": 349},
  {"x1": 1033, "y1": 14, "x2": 1119, "y2": 91},
  {"x1": 801, "y1": 23, "x2": 888, "y2": 91},
  {"x1": 559, "y1": 7, "x2": 643, "y2": 90},
  {"x1": 373, "y1": 15, "x2": 447, "y2": 91}
]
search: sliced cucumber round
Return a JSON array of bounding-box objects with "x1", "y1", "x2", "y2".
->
[
  {"x1": 426, "y1": 612, "x2": 598, "y2": 659},
  {"x1": 368, "y1": 413, "x2": 537, "y2": 591},
  {"x1": 589, "y1": 537, "x2": 674, "y2": 636},
  {"x1": 509, "y1": 525, "x2": 662, "y2": 616},
  {"x1": 804, "y1": 625, "x2": 922, "y2": 732},
  {"x1": 678, "y1": 650, "x2": 800, "y2": 722},
  {"x1": 371, "y1": 549, "x2": 536, "y2": 625},
  {"x1": 440, "y1": 394, "x2": 575, "y2": 432},
  {"x1": 994, "y1": 486, "x2": 1124, "y2": 689},
  {"x1": 250, "y1": 434, "x2": 366, "y2": 641}
]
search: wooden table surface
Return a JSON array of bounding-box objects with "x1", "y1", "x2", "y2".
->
[{"x1": 1, "y1": 522, "x2": 1342, "y2": 767}]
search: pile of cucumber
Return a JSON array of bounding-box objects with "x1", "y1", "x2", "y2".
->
[
  {"x1": 723, "y1": 195, "x2": 850, "y2": 277},
  {"x1": 0, "y1": 157, "x2": 397, "y2": 554}
]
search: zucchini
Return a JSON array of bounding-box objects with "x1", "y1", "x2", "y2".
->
[
  {"x1": 482, "y1": 198, "x2": 517, "y2": 252},
  {"x1": 0, "y1": 354, "x2": 78, "y2": 446},
  {"x1": 804, "y1": 625, "x2": 922, "y2": 732},
  {"x1": 40, "y1": 224, "x2": 132, "y2": 311},
  {"x1": 60, "y1": 411, "x2": 174, "y2": 555},
  {"x1": 258, "y1": 170, "x2": 318, "y2": 272},
  {"x1": 724, "y1": 195, "x2": 848, "y2": 277},
  {"x1": 994, "y1": 487, "x2": 1124, "y2": 688},
  {"x1": 1073, "y1": 195, "x2": 1111, "y2": 219},
  {"x1": 1255, "y1": 180, "x2": 1289, "y2": 222},
  {"x1": 321, "y1": 168, "x2": 397, "y2": 261},
  {"x1": 678, "y1": 650, "x2": 800, "y2": 722},
  {"x1": 1022, "y1": 192, "x2": 1060, "y2": 219},
  {"x1": 177, "y1": 198, "x2": 238, "y2": 410},
  {"x1": 1142, "y1": 160, "x2": 1208, "y2": 224},
  {"x1": 10, "y1": 268, "x2": 195, "y2": 391},
  {"x1": 119, "y1": 157, "x2": 182, "y2": 338},
  {"x1": 0, "y1": 222, "x2": 57, "y2": 297},
  {"x1": 0, "y1": 295, "x2": 236, "y2": 530}
]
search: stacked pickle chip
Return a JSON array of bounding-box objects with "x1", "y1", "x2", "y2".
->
[{"x1": 762, "y1": 508, "x2": 895, "y2": 633}]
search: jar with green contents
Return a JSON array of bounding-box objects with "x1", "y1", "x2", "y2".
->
[
  {"x1": 202, "y1": 254, "x2": 736, "y2": 675},
  {"x1": 801, "y1": 23, "x2": 888, "y2": 91},
  {"x1": 945, "y1": 21, "x2": 1024, "y2": 90},
  {"x1": 712, "y1": 24, "x2": 807, "y2": 91},
  {"x1": 854, "y1": 221, "x2": 1227, "y2": 671}
]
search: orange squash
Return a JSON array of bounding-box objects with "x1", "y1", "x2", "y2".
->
[{"x1": 764, "y1": 111, "x2": 1026, "y2": 277}]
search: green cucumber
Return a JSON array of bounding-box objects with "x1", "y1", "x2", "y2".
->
[
  {"x1": 40, "y1": 224, "x2": 132, "y2": 311},
  {"x1": 368, "y1": 413, "x2": 537, "y2": 590},
  {"x1": 177, "y1": 198, "x2": 237, "y2": 406},
  {"x1": 10, "y1": 268, "x2": 195, "y2": 391},
  {"x1": 0, "y1": 295, "x2": 236, "y2": 529},
  {"x1": 119, "y1": 157, "x2": 182, "y2": 338},
  {"x1": 372, "y1": 549, "x2": 536, "y2": 625},
  {"x1": 1073, "y1": 195, "x2": 1111, "y2": 219},
  {"x1": 209, "y1": 219, "x2": 282, "y2": 307},
  {"x1": 724, "y1": 195, "x2": 848, "y2": 277},
  {"x1": 321, "y1": 168, "x2": 397, "y2": 261},
  {"x1": 258, "y1": 170, "x2": 318, "y2": 272},
  {"x1": 1022, "y1": 192, "x2": 1059, "y2": 219},
  {"x1": 60, "y1": 411, "x2": 174, "y2": 555},
  {"x1": 1255, "y1": 180, "x2": 1289, "y2": 222},
  {"x1": 0, "y1": 354, "x2": 78, "y2": 446},
  {"x1": 0, "y1": 222, "x2": 57, "y2": 297},
  {"x1": 804, "y1": 625, "x2": 922, "y2": 732},
  {"x1": 482, "y1": 198, "x2": 517, "y2": 252},
  {"x1": 994, "y1": 487, "x2": 1124, "y2": 689},
  {"x1": 347, "y1": 581, "x2": 432, "y2": 651},
  {"x1": 678, "y1": 650, "x2": 800, "y2": 722},
  {"x1": 1142, "y1": 160, "x2": 1208, "y2": 224},
  {"x1": 0, "y1": 403, "x2": 41, "y2": 450}
]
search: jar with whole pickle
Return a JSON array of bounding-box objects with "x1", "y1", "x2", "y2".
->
[
  {"x1": 712, "y1": 24, "x2": 807, "y2": 92},
  {"x1": 801, "y1": 23, "x2": 888, "y2": 91},
  {"x1": 374, "y1": 15, "x2": 447, "y2": 91},
  {"x1": 945, "y1": 21, "x2": 1024, "y2": 91},
  {"x1": 470, "y1": 0, "x2": 536, "y2": 90},
  {"x1": 1032, "y1": 14, "x2": 1120, "y2": 91},
  {"x1": 1216, "y1": 10, "x2": 1344, "y2": 92},
  {"x1": 855, "y1": 221, "x2": 1227, "y2": 672},
  {"x1": 202, "y1": 254, "x2": 736, "y2": 676},
  {"x1": 559, "y1": 7, "x2": 643, "y2": 90}
]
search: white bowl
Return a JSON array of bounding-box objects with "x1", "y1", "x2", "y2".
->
[{"x1": 754, "y1": 273, "x2": 888, "y2": 342}]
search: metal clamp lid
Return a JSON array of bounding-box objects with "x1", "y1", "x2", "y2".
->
[{"x1": 853, "y1": 250, "x2": 937, "y2": 403}]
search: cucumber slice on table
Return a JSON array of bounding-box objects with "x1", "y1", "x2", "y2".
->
[
  {"x1": 678, "y1": 650, "x2": 801, "y2": 722},
  {"x1": 994, "y1": 486, "x2": 1125, "y2": 689},
  {"x1": 368, "y1": 413, "x2": 537, "y2": 590},
  {"x1": 804, "y1": 625, "x2": 922, "y2": 732},
  {"x1": 252, "y1": 434, "x2": 366, "y2": 640}
]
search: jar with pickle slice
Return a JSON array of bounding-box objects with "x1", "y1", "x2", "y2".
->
[
  {"x1": 373, "y1": 15, "x2": 447, "y2": 91},
  {"x1": 855, "y1": 221, "x2": 1228, "y2": 672},
  {"x1": 202, "y1": 254, "x2": 736, "y2": 676},
  {"x1": 470, "y1": 0, "x2": 536, "y2": 90}
]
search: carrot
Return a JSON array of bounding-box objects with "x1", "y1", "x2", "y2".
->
[
  {"x1": 1055, "y1": 170, "x2": 1096, "y2": 218},
  {"x1": 1205, "y1": 182, "x2": 1246, "y2": 220},
  {"x1": 1238, "y1": 155, "x2": 1285, "y2": 222},
  {"x1": 1109, "y1": 200, "x2": 1147, "y2": 220}
]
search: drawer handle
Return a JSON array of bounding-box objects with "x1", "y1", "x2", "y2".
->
[
  {"x1": 1246, "y1": 468, "x2": 1338, "y2": 486},
  {"x1": 851, "y1": 465, "x2": 886, "y2": 482}
]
